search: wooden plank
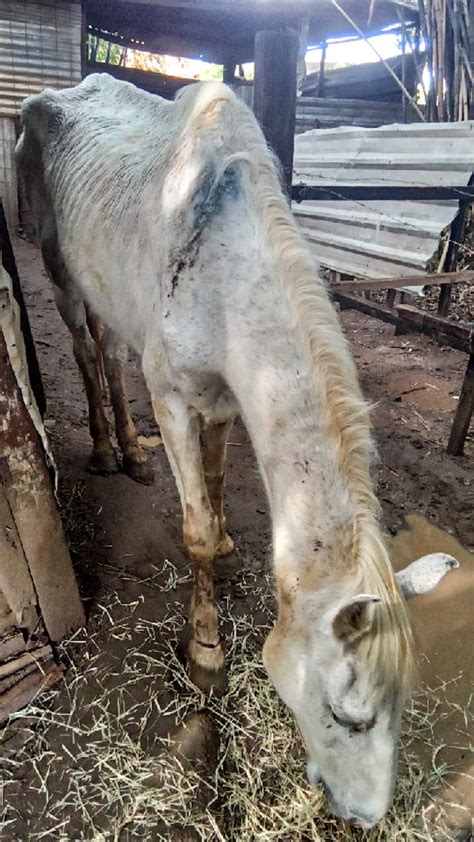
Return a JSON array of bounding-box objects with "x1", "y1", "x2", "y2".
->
[
  {"x1": 84, "y1": 61, "x2": 197, "y2": 100},
  {"x1": 254, "y1": 30, "x2": 299, "y2": 198},
  {"x1": 0, "y1": 330, "x2": 85, "y2": 641},
  {"x1": 333, "y1": 269, "x2": 474, "y2": 293},
  {"x1": 334, "y1": 291, "x2": 472, "y2": 354},
  {"x1": 395, "y1": 304, "x2": 473, "y2": 346},
  {"x1": 0, "y1": 661, "x2": 64, "y2": 722},
  {"x1": 0, "y1": 633, "x2": 26, "y2": 662},
  {"x1": 0, "y1": 485, "x2": 38, "y2": 633},
  {"x1": 292, "y1": 185, "x2": 474, "y2": 202},
  {"x1": 0, "y1": 645, "x2": 51, "y2": 680},
  {"x1": 447, "y1": 353, "x2": 474, "y2": 455},
  {"x1": 297, "y1": 95, "x2": 406, "y2": 112}
]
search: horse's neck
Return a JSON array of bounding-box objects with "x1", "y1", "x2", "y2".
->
[{"x1": 227, "y1": 273, "x2": 358, "y2": 584}]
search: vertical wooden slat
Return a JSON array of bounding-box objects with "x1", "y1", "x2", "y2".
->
[
  {"x1": 447, "y1": 353, "x2": 474, "y2": 454},
  {"x1": 0, "y1": 486, "x2": 38, "y2": 633},
  {"x1": 437, "y1": 198, "x2": 469, "y2": 316}
]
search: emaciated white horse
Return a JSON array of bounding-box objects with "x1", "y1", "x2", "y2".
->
[{"x1": 16, "y1": 75, "x2": 459, "y2": 828}]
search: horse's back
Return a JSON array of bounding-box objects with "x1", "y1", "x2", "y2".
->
[{"x1": 16, "y1": 76, "x2": 270, "y2": 361}]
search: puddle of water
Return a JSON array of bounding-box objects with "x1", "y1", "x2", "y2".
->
[
  {"x1": 389, "y1": 514, "x2": 473, "y2": 655},
  {"x1": 389, "y1": 515, "x2": 474, "y2": 832}
]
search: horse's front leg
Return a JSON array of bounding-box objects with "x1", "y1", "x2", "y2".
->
[
  {"x1": 151, "y1": 394, "x2": 225, "y2": 692},
  {"x1": 200, "y1": 418, "x2": 235, "y2": 557}
]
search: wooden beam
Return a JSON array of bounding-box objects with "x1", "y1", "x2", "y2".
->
[
  {"x1": 335, "y1": 292, "x2": 474, "y2": 455},
  {"x1": 333, "y1": 269, "x2": 474, "y2": 293},
  {"x1": 292, "y1": 184, "x2": 474, "y2": 202},
  {"x1": 395, "y1": 304, "x2": 473, "y2": 349},
  {"x1": 253, "y1": 30, "x2": 299, "y2": 198},
  {"x1": 334, "y1": 291, "x2": 473, "y2": 354}
]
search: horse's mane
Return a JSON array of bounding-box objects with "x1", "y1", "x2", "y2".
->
[{"x1": 178, "y1": 82, "x2": 415, "y2": 692}]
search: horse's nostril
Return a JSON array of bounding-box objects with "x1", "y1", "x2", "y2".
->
[{"x1": 348, "y1": 815, "x2": 375, "y2": 830}]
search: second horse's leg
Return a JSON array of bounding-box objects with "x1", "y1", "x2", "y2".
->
[
  {"x1": 53, "y1": 287, "x2": 118, "y2": 475},
  {"x1": 101, "y1": 328, "x2": 154, "y2": 485}
]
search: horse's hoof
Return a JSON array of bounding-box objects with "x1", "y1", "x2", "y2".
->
[
  {"x1": 168, "y1": 711, "x2": 219, "y2": 772},
  {"x1": 123, "y1": 455, "x2": 155, "y2": 485},
  {"x1": 87, "y1": 448, "x2": 120, "y2": 475},
  {"x1": 216, "y1": 532, "x2": 235, "y2": 557},
  {"x1": 187, "y1": 657, "x2": 228, "y2": 696}
]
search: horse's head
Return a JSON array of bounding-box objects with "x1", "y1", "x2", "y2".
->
[{"x1": 263, "y1": 551, "x2": 459, "y2": 828}]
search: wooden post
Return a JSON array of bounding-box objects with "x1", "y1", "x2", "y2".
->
[
  {"x1": 80, "y1": 0, "x2": 88, "y2": 78},
  {"x1": 447, "y1": 353, "x2": 474, "y2": 455},
  {"x1": 0, "y1": 330, "x2": 85, "y2": 641},
  {"x1": 470, "y1": 0, "x2": 474, "y2": 119},
  {"x1": 437, "y1": 198, "x2": 469, "y2": 317},
  {"x1": 400, "y1": 9, "x2": 407, "y2": 123},
  {"x1": 223, "y1": 60, "x2": 236, "y2": 85},
  {"x1": 317, "y1": 42, "x2": 327, "y2": 98},
  {"x1": 1, "y1": 202, "x2": 46, "y2": 416},
  {"x1": 253, "y1": 29, "x2": 299, "y2": 199}
]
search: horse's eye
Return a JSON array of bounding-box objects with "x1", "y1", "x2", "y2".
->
[
  {"x1": 329, "y1": 707, "x2": 375, "y2": 733},
  {"x1": 329, "y1": 708, "x2": 352, "y2": 729}
]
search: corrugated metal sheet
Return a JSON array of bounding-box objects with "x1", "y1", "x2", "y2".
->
[
  {"x1": 292, "y1": 122, "x2": 474, "y2": 280},
  {"x1": 0, "y1": 0, "x2": 82, "y2": 118},
  {"x1": 295, "y1": 96, "x2": 419, "y2": 132},
  {"x1": 233, "y1": 86, "x2": 410, "y2": 131}
]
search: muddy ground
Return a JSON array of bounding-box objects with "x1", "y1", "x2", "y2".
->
[{"x1": 2, "y1": 238, "x2": 473, "y2": 839}]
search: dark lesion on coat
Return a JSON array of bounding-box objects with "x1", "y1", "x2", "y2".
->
[{"x1": 168, "y1": 164, "x2": 239, "y2": 297}]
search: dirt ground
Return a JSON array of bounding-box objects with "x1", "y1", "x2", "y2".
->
[{"x1": 2, "y1": 238, "x2": 473, "y2": 840}]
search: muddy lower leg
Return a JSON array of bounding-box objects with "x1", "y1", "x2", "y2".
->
[
  {"x1": 200, "y1": 419, "x2": 234, "y2": 556},
  {"x1": 151, "y1": 396, "x2": 225, "y2": 688},
  {"x1": 53, "y1": 287, "x2": 118, "y2": 475},
  {"x1": 102, "y1": 329, "x2": 154, "y2": 485},
  {"x1": 85, "y1": 307, "x2": 107, "y2": 399}
]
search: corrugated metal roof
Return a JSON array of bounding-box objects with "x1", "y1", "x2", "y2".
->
[
  {"x1": 292, "y1": 122, "x2": 474, "y2": 281},
  {"x1": 0, "y1": 0, "x2": 82, "y2": 118}
]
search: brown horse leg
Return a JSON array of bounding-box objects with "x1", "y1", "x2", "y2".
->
[
  {"x1": 200, "y1": 419, "x2": 234, "y2": 556},
  {"x1": 85, "y1": 307, "x2": 106, "y2": 399},
  {"x1": 151, "y1": 396, "x2": 225, "y2": 691},
  {"x1": 53, "y1": 287, "x2": 118, "y2": 475},
  {"x1": 101, "y1": 328, "x2": 154, "y2": 485}
]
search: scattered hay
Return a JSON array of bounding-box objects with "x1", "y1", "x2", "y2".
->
[{"x1": 0, "y1": 576, "x2": 471, "y2": 841}]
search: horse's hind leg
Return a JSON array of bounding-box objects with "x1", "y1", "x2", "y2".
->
[
  {"x1": 149, "y1": 391, "x2": 225, "y2": 692},
  {"x1": 200, "y1": 419, "x2": 234, "y2": 556},
  {"x1": 53, "y1": 286, "x2": 119, "y2": 475},
  {"x1": 85, "y1": 307, "x2": 106, "y2": 399},
  {"x1": 101, "y1": 328, "x2": 154, "y2": 485}
]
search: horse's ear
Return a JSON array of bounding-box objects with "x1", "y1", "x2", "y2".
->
[
  {"x1": 332, "y1": 594, "x2": 381, "y2": 644},
  {"x1": 396, "y1": 553, "x2": 459, "y2": 599}
]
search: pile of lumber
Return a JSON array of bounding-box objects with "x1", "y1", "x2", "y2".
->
[{"x1": 0, "y1": 620, "x2": 64, "y2": 722}]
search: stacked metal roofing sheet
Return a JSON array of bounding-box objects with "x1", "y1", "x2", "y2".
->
[
  {"x1": 292, "y1": 121, "x2": 474, "y2": 281},
  {"x1": 0, "y1": 0, "x2": 82, "y2": 118}
]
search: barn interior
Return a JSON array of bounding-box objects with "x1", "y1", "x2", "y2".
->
[{"x1": 0, "y1": 1, "x2": 473, "y2": 839}]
